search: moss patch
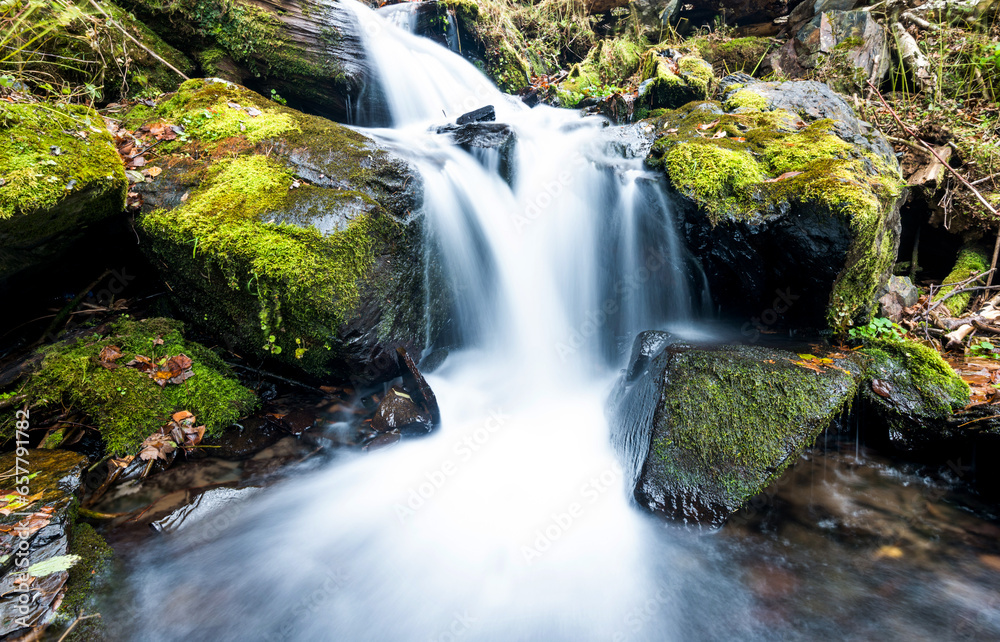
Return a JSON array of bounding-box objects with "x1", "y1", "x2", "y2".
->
[
  {"x1": 0, "y1": 317, "x2": 257, "y2": 456},
  {"x1": 645, "y1": 344, "x2": 859, "y2": 517},
  {"x1": 863, "y1": 338, "x2": 970, "y2": 419},
  {"x1": 56, "y1": 523, "x2": 114, "y2": 641},
  {"x1": 933, "y1": 245, "x2": 989, "y2": 316}
]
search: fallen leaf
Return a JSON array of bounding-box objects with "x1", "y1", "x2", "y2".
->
[
  {"x1": 26, "y1": 554, "x2": 81, "y2": 578},
  {"x1": 246, "y1": 107, "x2": 262, "y2": 117},
  {"x1": 172, "y1": 410, "x2": 194, "y2": 423},
  {"x1": 0, "y1": 491, "x2": 44, "y2": 516},
  {"x1": 733, "y1": 136, "x2": 746, "y2": 142},
  {"x1": 697, "y1": 120, "x2": 720, "y2": 131},
  {"x1": 665, "y1": 127, "x2": 678, "y2": 134},
  {"x1": 711, "y1": 130, "x2": 727, "y2": 139},
  {"x1": 875, "y1": 545, "x2": 904, "y2": 560},
  {"x1": 871, "y1": 379, "x2": 892, "y2": 398},
  {"x1": 145, "y1": 166, "x2": 162, "y2": 178},
  {"x1": 98, "y1": 345, "x2": 124, "y2": 369},
  {"x1": 0, "y1": 506, "x2": 55, "y2": 537},
  {"x1": 139, "y1": 431, "x2": 176, "y2": 461},
  {"x1": 129, "y1": 156, "x2": 146, "y2": 168}
]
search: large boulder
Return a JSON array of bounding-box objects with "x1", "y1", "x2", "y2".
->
[
  {"x1": 609, "y1": 331, "x2": 860, "y2": 526},
  {"x1": 118, "y1": 0, "x2": 372, "y2": 121},
  {"x1": 0, "y1": 101, "x2": 127, "y2": 283},
  {"x1": 128, "y1": 79, "x2": 431, "y2": 383},
  {"x1": 644, "y1": 76, "x2": 904, "y2": 330},
  {"x1": 635, "y1": 49, "x2": 715, "y2": 114}
]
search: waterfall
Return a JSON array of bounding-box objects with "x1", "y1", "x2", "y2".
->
[{"x1": 115, "y1": 4, "x2": 762, "y2": 641}]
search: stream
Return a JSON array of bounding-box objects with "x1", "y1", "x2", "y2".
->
[{"x1": 107, "y1": 3, "x2": 1000, "y2": 640}]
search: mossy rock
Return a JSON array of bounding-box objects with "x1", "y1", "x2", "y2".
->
[
  {"x1": 860, "y1": 338, "x2": 972, "y2": 450},
  {"x1": 610, "y1": 331, "x2": 861, "y2": 525},
  {"x1": 0, "y1": 450, "x2": 88, "y2": 637},
  {"x1": 0, "y1": 101, "x2": 127, "y2": 283},
  {"x1": 644, "y1": 76, "x2": 904, "y2": 330},
  {"x1": 636, "y1": 51, "x2": 715, "y2": 112},
  {"x1": 932, "y1": 244, "x2": 989, "y2": 317},
  {"x1": 693, "y1": 36, "x2": 774, "y2": 77},
  {"x1": 128, "y1": 79, "x2": 430, "y2": 382},
  {"x1": 0, "y1": 317, "x2": 258, "y2": 456},
  {"x1": 445, "y1": 0, "x2": 531, "y2": 93},
  {"x1": 118, "y1": 0, "x2": 369, "y2": 120}
]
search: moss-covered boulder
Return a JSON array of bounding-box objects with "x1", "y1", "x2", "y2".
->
[
  {"x1": 609, "y1": 331, "x2": 861, "y2": 525},
  {"x1": 635, "y1": 50, "x2": 714, "y2": 114},
  {"x1": 692, "y1": 36, "x2": 774, "y2": 78},
  {"x1": 860, "y1": 338, "x2": 971, "y2": 451},
  {"x1": 644, "y1": 75, "x2": 904, "y2": 330},
  {"x1": 0, "y1": 449, "x2": 87, "y2": 637},
  {"x1": 0, "y1": 317, "x2": 257, "y2": 456},
  {"x1": 556, "y1": 37, "x2": 646, "y2": 107},
  {"x1": 128, "y1": 79, "x2": 428, "y2": 382},
  {"x1": 118, "y1": 0, "x2": 371, "y2": 120},
  {"x1": 0, "y1": 101, "x2": 127, "y2": 283}
]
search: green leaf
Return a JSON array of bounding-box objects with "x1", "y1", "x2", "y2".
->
[{"x1": 27, "y1": 554, "x2": 81, "y2": 578}]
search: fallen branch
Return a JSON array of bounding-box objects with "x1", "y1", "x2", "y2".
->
[
  {"x1": 892, "y1": 22, "x2": 936, "y2": 93},
  {"x1": 901, "y1": 11, "x2": 940, "y2": 31},
  {"x1": 867, "y1": 79, "x2": 1000, "y2": 288}
]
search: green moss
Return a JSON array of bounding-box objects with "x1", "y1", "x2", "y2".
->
[
  {"x1": 693, "y1": 36, "x2": 772, "y2": 76},
  {"x1": 723, "y1": 89, "x2": 768, "y2": 111},
  {"x1": 637, "y1": 52, "x2": 714, "y2": 110},
  {"x1": 647, "y1": 102, "x2": 903, "y2": 325},
  {"x1": 863, "y1": 337, "x2": 969, "y2": 419},
  {"x1": 650, "y1": 346, "x2": 858, "y2": 509},
  {"x1": 0, "y1": 102, "x2": 125, "y2": 221},
  {"x1": 933, "y1": 245, "x2": 989, "y2": 316},
  {"x1": 0, "y1": 317, "x2": 257, "y2": 455},
  {"x1": 60, "y1": 522, "x2": 113, "y2": 616},
  {"x1": 663, "y1": 143, "x2": 766, "y2": 219}
]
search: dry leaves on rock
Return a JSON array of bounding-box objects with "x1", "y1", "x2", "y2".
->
[
  {"x1": 126, "y1": 353, "x2": 195, "y2": 387},
  {"x1": 139, "y1": 410, "x2": 207, "y2": 462},
  {"x1": 98, "y1": 345, "x2": 124, "y2": 369},
  {"x1": 0, "y1": 506, "x2": 55, "y2": 537},
  {"x1": 0, "y1": 491, "x2": 44, "y2": 516}
]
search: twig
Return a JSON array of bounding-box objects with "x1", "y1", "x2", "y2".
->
[
  {"x1": 867, "y1": 79, "x2": 1000, "y2": 288},
  {"x1": 971, "y1": 173, "x2": 1000, "y2": 186},
  {"x1": 57, "y1": 613, "x2": 100, "y2": 642},
  {"x1": 923, "y1": 268, "x2": 995, "y2": 315}
]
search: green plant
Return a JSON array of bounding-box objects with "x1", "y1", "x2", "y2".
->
[
  {"x1": 849, "y1": 317, "x2": 906, "y2": 342},
  {"x1": 269, "y1": 87, "x2": 287, "y2": 105},
  {"x1": 970, "y1": 339, "x2": 999, "y2": 359}
]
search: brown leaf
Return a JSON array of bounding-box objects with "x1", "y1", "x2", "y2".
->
[
  {"x1": 145, "y1": 166, "x2": 162, "y2": 178},
  {"x1": 0, "y1": 491, "x2": 44, "y2": 516},
  {"x1": 129, "y1": 156, "x2": 146, "y2": 168},
  {"x1": 138, "y1": 432, "x2": 175, "y2": 461},
  {"x1": 0, "y1": 506, "x2": 55, "y2": 537},
  {"x1": 126, "y1": 354, "x2": 155, "y2": 373},
  {"x1": 98, "y1": 345, "x2": 123, "y2": 369},
  {"x1": 697, "y1": 120, "x2": 720, "y2": 131},
  {"x1": 871, "y1": 379, "x2": 892, "y2": 398},
  {"x1": 172, "y1": 410, "x2": 194, "y2": 423}
]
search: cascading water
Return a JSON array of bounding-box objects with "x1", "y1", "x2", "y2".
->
[{"x1": 109, "y1": 3, "x2": 1000, "y2": 641}]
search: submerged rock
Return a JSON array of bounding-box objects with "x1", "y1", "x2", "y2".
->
[
  {"x1": 129, "y1": 79, "x2": 433, "y2": 383},
  {"x1": 644, "y1": 76, "x2": 904, "y2": 329},
  {"x1": 0, "y1": 450, "x2": 87, "y2": 637},
  {"x1": 0, "y1": 102, "x2": 127, "y2": 283},
  {"x1": 609, "y1": 331, "x2": 860, "y2": 526}
]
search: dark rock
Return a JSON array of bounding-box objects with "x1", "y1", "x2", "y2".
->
[
  {"x1": 436, "y1": 122, "x2": 517, "y2": 183},
  {"x1": 609, "y1": 332, "x2": 860, "y2": 526},
  {"x1": 371, "y1": 388, "x2": 433, "y2": 435},
  {"x1": 363, "y1": 431, "x2": 401, "y2": 452},
  {"x1": 785, "y1": 0, "x2": 860, "y2": 32},
  {"x1": 397, "y1": 347, "x2": 441, "y2": 427},
  {"x1": 0, "y1": 450, "x2": 87, "y2": 637},
  {"x1": 207, "y1": 417, "x2": 286, "y2": 460},
  {"x1": 645, "y1": 77, "x2": 904, "y2": 328},
  {"x1": 457, "y1": 105, "x2": 496, "y2": 125}
]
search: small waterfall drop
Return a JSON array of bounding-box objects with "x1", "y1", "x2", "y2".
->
[{"x1": 116, "y1": 3, "x2": 754, "y2": 641}]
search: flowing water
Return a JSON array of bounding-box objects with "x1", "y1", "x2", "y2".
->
[{"x1": 112, "y1": 3, "x2": 1000, "y2": 640}]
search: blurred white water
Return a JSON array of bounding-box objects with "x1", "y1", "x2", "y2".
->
[{"x1": 119, "y1": 3, "x2": 743, "y2": 641}]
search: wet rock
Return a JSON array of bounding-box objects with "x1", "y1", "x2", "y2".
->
[
  {"x1": 878, "y1": 275, "x2": 918, "y2": 321},
  {"x1": 457, "y1": 105, "x2": 496, "y2": 125},
  {"x1": 207, "y1": 416, "x2": 286, "y2": 460},
  {"x1": 609, "y1": 331, "x2": 861, "y2": 526},
  {"x1": 371, "y1": 388, "x2": 433, "y2": 435},
  {"x1": 128, "y1": 79, "x2": 433, "y2": 384},
  {"x1": 644, "y1": 76, "x2": 903, "y2": 329},
  {"x1": 859, "y1": 338, "x2": 971, "y2": 452},
  {"x1": 151, "y1": 486, "x2": 261, "y2": 536},
  {"x1": 396, "y1": 347, "x2": 441, "y2": 427},
  {"x1": 363, "y1": 431, "x2": 402, "y2": 452},
  {"x1": 0, "y1": 450, "x2": 87, "y2": 637},
  {"x1": 0, "y1": 102, "x2": 127, "y2": 284},
  {"x1": 435, "y1": 121, "x2": 517, "y2": 182}
]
